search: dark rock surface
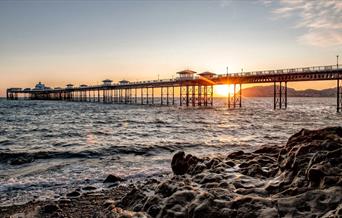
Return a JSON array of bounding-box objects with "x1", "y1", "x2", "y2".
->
[
  {"x1": 104, "y1": 174, "x2": 125, "y2": 183},
  {"x1": 66, "y1": 190, "x2": 81, "y2": 198},
  {"x1": 115, "y1": 127, "x2": 342, "y2": 218}
]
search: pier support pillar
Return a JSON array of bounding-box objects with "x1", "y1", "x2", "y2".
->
[
  {"x1": 273, "y1": 81, "x2": 287, "y2": 110},
  {"x1": 192, "y1": 85, "x2": 195, "y2": 107},
  {"x1": 180, "y1": 85, "x2": 182, "y2": 106},
  {"x1": 161, "y1": 87, "x2": 163, "y2": 105},
  {"x1": 198, "y1": 85, "x2": 202, "y2": 106},
  {"x1": 172, "y1": 86, "x2": 175, "y2": 105},
  {"x1": 228, "y1": 84, "x2": 241, "y2": 109},
  {"x1": 204, "y1": 86, "x2": 207, "y2": 106},
  {"x1": 141, "y1": 88, "x2": 143, "y2": 105},
  {"x1": 167, "y1": 87, "x2": 169, "y2": 105},
  {"x1": 152, "y1": 87, "x2": 154, "y2": 105},
  {"x1": 135, "y1": 88, "x2": 137, "y2": 104},
  {"x1": 338, "y1": 79, "x2": 341, "y2": 113},
  {"x1": 239, "y1": 84, "x2": 242, "y2": 108},
  {"x1": 186, "y1": 85, "x2": 189, "y2": 107},
  {"x1": 210, "y1": 85, "x2": 213, "y2": 106}
]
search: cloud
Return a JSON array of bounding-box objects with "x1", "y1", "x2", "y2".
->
[{"x1": 266, "y1": 0, "x2": 342, "y2": 47}]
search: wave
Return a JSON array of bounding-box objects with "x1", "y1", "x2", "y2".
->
[{"x1": 0, "y1": 142, "x2": 219, "y2": 166}]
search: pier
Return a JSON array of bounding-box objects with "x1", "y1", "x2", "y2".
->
[{"x1": 6, "y1": 65, "x2": 342, "y2": 112}]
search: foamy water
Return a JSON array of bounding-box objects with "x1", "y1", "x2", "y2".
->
[{"x1": 0, "y1": 97, "x2": 340, "y2": 206}]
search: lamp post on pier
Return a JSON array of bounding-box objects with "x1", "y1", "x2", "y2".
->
[{"x1": 337, "y1": 55, "x2": 339, "y2": 68}]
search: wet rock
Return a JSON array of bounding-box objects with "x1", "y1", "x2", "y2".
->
[
  {"x1": 114, "y1": 127, "x2": 342, "y2": 218},
  {"x1": 118, "y1": 187, "x2": 147, "y2": 209},
  {"x1": 171, "y1": 151, "x2": 189, "y2": 175},
  {"x1": 103, "y1": 199, "x2": 116, "y2": 208},
  {"x1": 157, "y1": 180, "x2": 178, "y2": 197},
  {"x1": 9, "y1": 156, "x2": 34, "y2": 165},
  {"x1": 82, "y1": 186, "x2": 97, "y2": 191},
  {"x1": 66, "y1": 191, "x2": 81, "y2": 198},
  {"x1": 41, "y1": 204, "x2": 61, "y2": 214},
  {"x1": 103, "y1": 174, "x2": 124, "y2": 183},
  {"x1": 226, "y1": 150, "x2": 244, "y2": 159},
  {"x1": 171, "y1": 151, "x2": 201, "y2": 175}
]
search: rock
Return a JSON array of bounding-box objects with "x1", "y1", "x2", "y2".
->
[
  {"x1": 41, "y1": 204, "x2": 61, "y2": 214},
  {"x1": 103, "y1": 174, "x2": 124, "y2": 183},
  {"x1": 103, "y1": 199, "x2": 116, "y2": 208},
  {"x1": 227, "y1": 150, "x2": 244, "y2": 159},
  {"x1": 82, "y1": 186, "x2": 97, "y2": 191},
  {"x1": 115, "y1": 127, "x2": 342, "y2": 218},
  {"x1": 171, "y1": 151, "x2": 189, "y2": 175},
  {"x1": 171, "y1": 151, "x2": 201, "y2": 175},
  {"x1": 66, "y1": 191, "x2": 81, "y2": 198}
]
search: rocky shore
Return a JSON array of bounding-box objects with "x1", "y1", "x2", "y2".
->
[{"x1": 1, "y1": 127, "x2": 341, "y2": 218}]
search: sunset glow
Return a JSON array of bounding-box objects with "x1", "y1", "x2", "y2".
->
[
  {"x1": 0, "y1": 1, "x2": 340, "y2": 96},
  {"x1": 214, "y1": 85, "x2": 241, "y2": 97}
]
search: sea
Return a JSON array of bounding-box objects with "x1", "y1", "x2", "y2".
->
[{"x1": 0, "y1": 97, "x2": 341, "y2": 206}]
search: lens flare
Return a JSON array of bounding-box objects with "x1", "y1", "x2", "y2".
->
[{"x1": 214, "y1": 85, "x2": 240, "y2": 96}]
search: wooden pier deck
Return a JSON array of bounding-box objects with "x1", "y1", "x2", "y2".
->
[{"x1": 6, "y1": 65, "x2": 342, "y2": 112}]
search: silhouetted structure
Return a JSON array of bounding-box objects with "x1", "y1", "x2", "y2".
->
[{"x1": 6, "y1": 65, "x2": 342, "y2": 112}]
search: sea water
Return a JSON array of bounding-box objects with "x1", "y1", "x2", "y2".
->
[{"x1": 0, "y1": 97, "x2": 340, "y2": 206}]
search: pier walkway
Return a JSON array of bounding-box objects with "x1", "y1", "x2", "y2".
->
[{"x1": 6, "y1": 65, "x2": 342, "y2": 112}]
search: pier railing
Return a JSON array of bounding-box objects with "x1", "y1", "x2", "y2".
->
[{"x1": 215, "y1": 65, "x2": 341, "y2": 78}]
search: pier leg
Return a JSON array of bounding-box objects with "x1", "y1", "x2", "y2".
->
[
  {"x1": 167, "y1": 87, "x2": 169, "y2": 105},
  {"x1": 141, "y1": 88, "x2": 143, "y2": 105},
  {"x1": 233, "y1": 84, "x2": 236, "y2": 108},
  {"x1": 198, "y1": 85, "x2": 202, "y2": 106},
  {"x1": 285, "y1": 82, "x2": 287, "y2": 109},
  {"x1": 147, "y1": 88, "x2": 149, "y2": 105},
  {"x1": 129, "y1": 88, "x2": 131, "y2": 104},
  {"x1": 338, "y1": 79, "x2": 341, "y2": 113},
  {"x1": 125, "y1": 89, "x2": 127, "y2": 104},
  {"x1": 274, "y1": 81, "x2": 287, "y2": 110},
  {"x1": 192, "y1": 85, "x2": 195, "y2": 107},
  {"x1": 180, "y1": 85, "x2": 182, "y2": 106},
  {"x1": 152, "y1": 87, "x2": 154, "y2": 105},
  {"x1": 274, "y1": 82, "x2": 276, "y2": 110},
  {"x1": 161, "y1": 87, "x2": 163, "y2": 105},
  {"x1": 228, "y1": 84, "x2": 231, "y2": 108},
  {"x1": 239, "y1": 84, "x2": 242, "y2": 108},
  {"x1": 135, "y1": 88, "x2": 137, "y2": 104},
  {"x1": 279, "y1": 82, "x2": 282, "y2": 109},
  {"x1": 204, "y1": 86, "x2": 207, "y2": 106},
  {"x1": 210, "y1": 85, "x2": 214, "y2": 106},
  {"x1": 186, "y1": 85, "x2": 189, "y2": 107},
  {"x1": 172, "y1": 86, "x2": 175, "y2": 105}
]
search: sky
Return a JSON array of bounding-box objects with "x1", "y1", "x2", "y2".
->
[{"x1": 0, "y1": 0, "x2": 341, "y2": 96}]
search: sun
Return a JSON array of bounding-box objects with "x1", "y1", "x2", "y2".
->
[{"x1": 214, "y1": 85, "x2": 239, "y2": 96}]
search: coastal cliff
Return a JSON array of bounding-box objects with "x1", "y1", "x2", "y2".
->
[{"x1": 242, "y1": 86, "x2": 337, "y2": 97}]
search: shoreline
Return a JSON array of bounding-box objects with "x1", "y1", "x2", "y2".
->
[{"x1": 1, "y1": 126, "x2": 342, "y2": 218}]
